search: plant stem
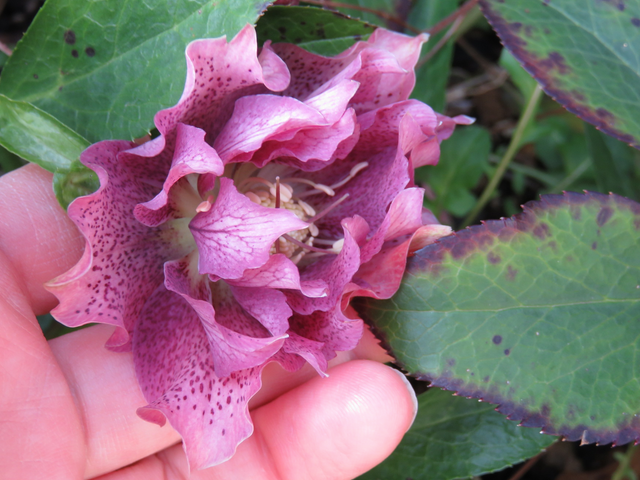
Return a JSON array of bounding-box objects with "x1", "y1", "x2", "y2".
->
[{"x1": 461, "y1": 84, "x2": 543, "y2": 227}]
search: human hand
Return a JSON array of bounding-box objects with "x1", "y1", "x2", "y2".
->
[{"x1": 0, "y1": 164, "x2": 417, "y2": 480}]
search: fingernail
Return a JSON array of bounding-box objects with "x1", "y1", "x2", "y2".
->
[{"x1": 389, "y1": 368, "x2": 419, "y2": 430}]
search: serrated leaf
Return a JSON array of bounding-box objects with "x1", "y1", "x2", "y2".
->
[
  {"x1": 358, "y1": 192, "x2": 640, "y2": 446},
  {"x1": 359, "y1": 388, "x2": 554, "y2": 480},
  {"x1": 479, "y1": 0, "x2": 640, "y2": 148},
  {"x1": 417, "y1": 125, "x2": 491, "y2": 218},
  {"x1": 0, "y1": 94, "x2": 89, "y2": 172},
  {"x1": 0, "y1": 0, "x2": 271, "y2": 142},
  {"x1": 256, "y1": 6, "x2": 375, "y2": 56}
]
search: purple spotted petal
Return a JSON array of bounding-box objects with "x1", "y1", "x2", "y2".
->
[
  {"x1": 229, "y1": 285, "x2": 292, "y2": 336},
  {"x1": 135, "y1": 123, "x2": 224, "y2": 227},
  {"x1": 189, "y1": 178, "x2": 308, "y2": 279},
  {"x1": 47, "y1": 140, "x2": 190, "y2": 349},
  {"x1": 287, "y1": 217, "x2": 362, "y2": 315},
  {"x1": 155, "y1": 25, "x2": 290, "y2": 143},
  {"x1": 133, "y1": 284, "x2": 263, "y2": 470},
  {"x1": 164, "y1": 254, "x2": 286, "y2": 378},
  {"x1": 289, "y1": 302, "x2": 363, "y2": 365}
]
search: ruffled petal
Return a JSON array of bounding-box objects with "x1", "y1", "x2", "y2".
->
[
  {"x1": 133, "y1": 285, "x2": 263, "y2": 470},
  {"x1": 165, "y1": 254, "x2": 286, "y2": 378},
  {"x1": 229, "y1": 285, "x2": 292, "y2": 337},
  {"x1": 289, "y1": 302, "x2": 363, "y2": 365},
  {"x1": 155, "y1": 25, "x2": 290, "y2": 143},
  {"x1": 47, "y1": 140, "x2": 190, "y2": 349},
  {"x1": 189, "y1": 178, "x2": 308, "y2": 279},
  {"x1": 215, "y1": 80, "x2": 359, "y2": 168},
  {"x1": 349, "y1": 223, "x2": 452, "y2": 301},
  {"x1": 287, "y1": 217, "x2": 362, "y2": 315},
  {"x1": 135, "y1": 123, "x2": 224, "y2": 227},
  {"x1": 272, "y1": 28, "x2": 427, "y2": 114}
]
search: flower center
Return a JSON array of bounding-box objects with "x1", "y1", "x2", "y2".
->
[{"x1": 236, "y1": 162, "x2": 368, "y2": 264}]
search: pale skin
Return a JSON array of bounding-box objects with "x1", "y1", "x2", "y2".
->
[{"x1": 0, "y1": 164, "x2": 417, "y2": 480}]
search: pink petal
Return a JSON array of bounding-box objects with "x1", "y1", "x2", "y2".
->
[
  {"x1": 155, "y1": 25, "x2": 290, "y2": 143},
  {"x1": 281, "y1": 332, "x2": 328, "y2": 376},
  {"x1": 435, "y1": 113, "x2": 475, "y2": 141},
  {"x1": 287, "y1": 217, "x2": 362, "y2": 315},
  {"x1": 135, "y1": 123, "x2": 224, "y2": 227},
  {"x1": 226, "y1": 254, "x2": 329, "y2": 299},
  {"x1": 289, "y1": 302, "x2": 363, "y2": 363},
  {"x1": 271, "y1": 29, "x2": 427, "y2": 114},
  {"x1": 214, "y1": 79, "x2": 359, "y2": 167},
  {"x1": 164, "y1": 255, "x2": 285, "y2": 378},
  {"x1": 189, "y1": 178, "x2": 308, "y2": 279},
  {"x1": 229, "y1": 285, "x2": 292, "y2": 337},
  {"x1": 47, "y1": 140, "x2": 189, "y2": 349},
  {"x1": 133, "y1": 285, "x2": 264, "y2": 470},
  {"x1": 350, "y1": 223, "x2": 452, "y2": 301}
]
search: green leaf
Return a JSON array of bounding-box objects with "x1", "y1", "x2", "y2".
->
[
  {"x1": 319, "y1": 0, "x2": 398, "y2": 28},
  {"x1": 417, "y1": 125, "x2": 491, "y2": 218},
  {"x1": 0, "y1": 0, "x2": 272, "y2": 142},
  {"x1": 359, "y1": 389, "x2": 554, "y2": 480},
  {"x1": 255, "y1": 6, "x2": 375, "y2": 56},
  {"x1": 0, "y1": 94, "x2": 98, "y2": 208},
  {"x1": 584, "y1": 122, "x2": 640, "y2": 201},
  {"x1": 358, "y1": 192, "x2": 640, "y2": 446},
  {"x1": 409, "y1": 0, "x2": 458, "y2": 113},
  {"x1": 480, "y1": 0, "x2": 640, "y2": 148},
  {"x1": 0, "y1": 94, "x2": 89, "y2": 172}
]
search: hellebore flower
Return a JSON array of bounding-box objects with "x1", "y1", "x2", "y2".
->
[{"x1": 46, "y1": 24, "x2": 471, "y2": 469}]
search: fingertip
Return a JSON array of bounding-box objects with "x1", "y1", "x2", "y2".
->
[{"x1": 254, "y1": 360, "x2": 417, "y2": 480}]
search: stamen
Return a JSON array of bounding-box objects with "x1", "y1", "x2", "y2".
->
[
  {"x1": 270, "y1": 179, "x2": 293, "y2": 203},
  {"x1": 298, "y1": 199, "x2": 316, "y2": 217},
  {"x1": 329, "y1": 162, "x2": 369, "y2": 190},
  {"x1": 307, "y1": 193, "x2": 350, "y2": 224},
  {"x1": 245, "y1": 191, "x2": 261, "y2": 204},
  {"x1": 195, "y1": 195, "x2": 214, "y2": 213},
  {"x1": 275, "y1": 177, "x2": 281, "y2": 209},
  {"x1": 237, "y1": 176, "x2": 273, "y2": 192},
  {"x1": 283, "y1": 178, "x2": 335, "y2": 197},
  {"x1": 308, "y1": 223, "x2": 319, "y2": 237},
  {"x1": 282, "y1": 234, "x2": 338, "y2": 254},
  {"x1": 311, "y1": 238, "x2": 337, "y2": 246}
]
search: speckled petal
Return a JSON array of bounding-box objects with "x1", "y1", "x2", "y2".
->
[
  {"x1": 289, "y1": 301, "x2": 363, "y2": 365},
  {"x1": 226, "y1": 254, "x2": 328, "y2": 298},
  {"x1": 272, "y1": 29, "x2": 427, "y2": 114},
  {"x1": 135, "y1": 123, "x2": 224, "y2": 227},
  {"x1": 286, "y1": 217, "x2": 362, "y2": 315},
  {"x1": 190, "y1": 178, "x2": 308, "y2": 279},
  {"x1": 154, "y1": 25, "x2": 290, "y2": 143},
  {"x1": 229, "y1": 285, "x2": 292, "y2": 337},
  {"x1": 281, "y1": 332, "x2": 328, "y2": 376},
  {"x1": 165, "y1": 255, "x2": 286, "y2": 378},
  {"x1": 47, "y1": 140, "x2": 190, "y2": 349},
  {"x1": 133, "y1": 284, "x2": 263, "y2": 470},
  {"x1": 349, "y1": 223, "x2": 452, "y2": 301},
  {"x1": 214, "y1": 80, "x2": 359, "y2": 168}
]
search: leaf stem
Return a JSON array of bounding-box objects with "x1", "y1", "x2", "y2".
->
[{"x1": 461, "y1": 84, "x2": 543, "y2": 228}]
